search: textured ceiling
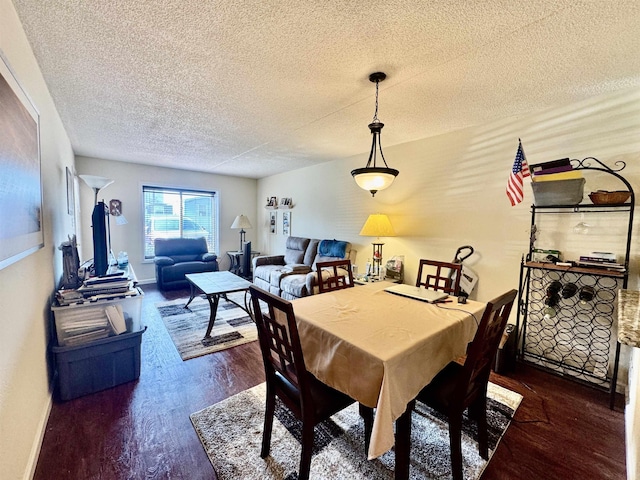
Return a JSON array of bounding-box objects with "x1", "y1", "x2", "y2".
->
[{"x1": 11, "y1": 0, "x2": 640, "y2": 178}]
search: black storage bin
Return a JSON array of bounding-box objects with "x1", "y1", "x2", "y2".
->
[{"x1": 53, "y1": 327, "x2": 146, "y2": 401}]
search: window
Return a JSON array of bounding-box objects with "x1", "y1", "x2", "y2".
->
[{"x1": 143, "y1": 185, "x2": 218, "y2": 259}]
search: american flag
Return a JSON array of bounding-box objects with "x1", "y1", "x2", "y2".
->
[{"x1": 506, "y1": 139, "x2": 530, "y2": 206}]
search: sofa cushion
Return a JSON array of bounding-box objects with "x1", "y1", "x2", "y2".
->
[
  {"x1": 160, "y1": 261, "x2": 216, "y2": 284},
  {"x1": 254, "y1": 264, "x2": 285, "y2": 284},
  {"x1": 318, "y1": 239, "x2": 348, "y2": 258},
  {"x1": 283, "y1": 236, "x2": 310, "y2": 265},
  {"x1": 154, "y1": 237, "x2": 208, "y2": 257},
  {"x1": 280, "y1": 274, "x2": 310, "y2": 300},
  {"x1": 312, "y1": 241, "x2": 353, "y2": 269},
  {"x1": 303, "y1": 239, "x2": 320, "y2": 266},
  {"x1": 282, "y1": 264, "x2": 312, "y2": 274}
]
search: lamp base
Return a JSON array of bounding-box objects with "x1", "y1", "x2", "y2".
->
[
  {"x1": 238, "y1": 230, "x2": 246, "y2": 252},
  {"x1": 371, "y1": 242, "x2": 384, "y2": 277}
]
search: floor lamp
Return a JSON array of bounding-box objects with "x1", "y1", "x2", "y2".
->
[{"x1": 79, "y1": 175, "x2": 114, "y2": 276}]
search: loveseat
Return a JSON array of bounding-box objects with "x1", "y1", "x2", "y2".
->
[
  {"x1": 153, "y1": 237, "x2": 219, "y2": 290},
  {"x1": 252, "y1": 236, "x2": 356, "y2": 300}
]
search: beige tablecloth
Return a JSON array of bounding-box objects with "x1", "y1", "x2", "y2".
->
[{"x1": 293, "y1": 281, "x2": 486, "y2": 459}]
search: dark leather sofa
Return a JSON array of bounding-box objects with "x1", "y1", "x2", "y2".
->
[{"x1": 153, "y1": 237, "x2": 219, "y2": 291}]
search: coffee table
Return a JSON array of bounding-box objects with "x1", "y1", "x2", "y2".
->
[{"x1": 184, "y1": 271, "x2": 253, "y2": 339}]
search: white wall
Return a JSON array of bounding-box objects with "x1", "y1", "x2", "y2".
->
[
  {"x1": 258, "y1": 87, "x2": 640, "y2": 299},
  {"x1": 258, "y1": 87, "x2": 640, "y2": 475},
  {"x1": 0, "y1": 1, "x2": 76, "y2": 478},
  {"x1": 75, "y1": 157, "x2": 258, "y2": 282}
]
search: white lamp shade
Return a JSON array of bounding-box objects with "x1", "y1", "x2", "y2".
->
[
  {"x1": 231, "y1": 215, "x2": 252, "y2": 229},
  {"x1": 359, "y1": 214, "x2": 396, "y2": 237},
  {"x1": 78, "y1": 174, "x2": 114, "y2": 190},
  {"x1": 352, "y1": 169, "x2": 397, "y2": 193}
]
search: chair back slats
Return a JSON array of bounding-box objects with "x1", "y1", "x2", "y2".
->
[
  {"x1": 457, "y1": 289, "x2": 517, "y2": 403},
  {"x1": 250, "y1": 286, "x2": 307, "y2": 395},
  {"x1": 316, "y1": 259, "x2": 354, "y2": 294},
  {"x1": 265, "y1": 318, "x2": 296, "y2": 380},
  {"x1": 416, "y1": 259, "x2": 462, "y2": 296}
]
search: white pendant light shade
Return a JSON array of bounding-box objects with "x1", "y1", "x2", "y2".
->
[{"x1": 352, "y1": 168, "x2": 398, "y2": 193}]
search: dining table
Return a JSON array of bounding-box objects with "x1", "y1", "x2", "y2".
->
[{"x1": 292, "y1": 281, "x2": 486, "y2": 479}]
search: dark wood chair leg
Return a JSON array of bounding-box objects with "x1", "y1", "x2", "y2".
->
[
  {"x1": 394, "y1": 400, "x2": 414, "y2": 480},
  {"x1": 299, "y1": 421, "x2": 314, "y2": 480},
  {"x1": 261, "y1": 392, "x2": 275, "y2": 458},
  {"x1": 448, "y1": 415, "x2": 464, "y2": 480},
  {"x1": 473, "y1": 397, "x2": 489, "y2": 459},
  {"x1": 359, "y1": 404, "x2": 374, "y2": 456}
]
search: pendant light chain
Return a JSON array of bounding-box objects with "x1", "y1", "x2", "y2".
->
[{"x1": 372, "y1": 79, "x2": 380, "y2": 123}]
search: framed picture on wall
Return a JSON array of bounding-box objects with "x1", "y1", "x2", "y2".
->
[
  {"x1": 282, "y1": 211, "x2": 290, "y2": 235},
  {"x1": 269, "y1": 211, "x2": 277, "y2": 234},
  {"x1": 0, "y1": 52, "x2": 43, "y2": 271}
]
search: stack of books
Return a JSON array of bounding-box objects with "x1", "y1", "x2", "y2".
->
[
  {"x1": 577, "y1": 252, "x2": 626, "y2": 272},
  {"x1": 55, "y1": 288, "x2": 84, "y2": 306},
  {"x1": 77, "y1": 272, "x2": 133, "y2": 299},
  {"x1": 531, "y1": 158, "x2": 582, "y2": 182},
  {"x1": 56, "y1": 307, "x2": 112, "y2": 346}
]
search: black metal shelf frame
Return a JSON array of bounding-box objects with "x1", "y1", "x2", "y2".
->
[{"x1": 516, "y1": 157, "x2": 635, "y2": 409}]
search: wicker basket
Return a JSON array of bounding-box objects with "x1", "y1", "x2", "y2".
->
[{"x1": 588, "y1": 190, "x2": 631, "y2": 205}]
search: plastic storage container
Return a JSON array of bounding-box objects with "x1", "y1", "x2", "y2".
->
[
  {"x1": 51, "y1": 288, "x2": 144, "y2": 347},
  {"x1": 531, "y1": 178, "x2": 585, "y2": 206},
  {"x1": 52, "y1": 327, "x2": 146, "y2": 401}
]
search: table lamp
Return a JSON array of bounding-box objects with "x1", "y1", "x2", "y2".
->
[
  {"x1": 359, "y1": 214, "x2": 396, "y2": 278},
  {"x1": 231, "y1": 215, "x2": 252, "y2": 252}
]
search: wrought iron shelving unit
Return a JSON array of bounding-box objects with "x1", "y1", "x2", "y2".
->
[{"x1": 516, "y1": 158, "x2": 635, "y2": 409}]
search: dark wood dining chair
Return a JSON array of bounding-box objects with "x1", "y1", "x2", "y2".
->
[
  {"x1": 248, "y1": 285, "x2": 370, "y2": 480},
  {"x1": 416, "y1": 259, "x2": 462, "y2": 296},
  {"x1": 316, "y1": 259, "x2": 354, "y2": 294},
  {"x1": 414, "y1": 289, "x2": 517, "y2": 480}
]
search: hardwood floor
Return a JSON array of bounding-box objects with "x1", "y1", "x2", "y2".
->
[{"x1": 34, "y1": 284, "x2": 627, "y2": 479}]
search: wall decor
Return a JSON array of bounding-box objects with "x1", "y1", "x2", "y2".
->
[
  {"x1": 269, "y1": 211, "x2": 277, "y2": 234},
  {"x1": 0, "y1": 51, "x2": 43, "y2": 271},
  {"x1": 282, "y1": 211, "x2": 290, "y2": 235}
]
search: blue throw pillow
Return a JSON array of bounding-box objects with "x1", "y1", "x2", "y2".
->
[{"x1": 318, "y1": 239, "x2": 347, "y2": 258}]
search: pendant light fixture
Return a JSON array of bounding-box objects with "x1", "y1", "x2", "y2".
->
[{"x1": 351, "y1": 72, "x2": 399, "y2": 197}]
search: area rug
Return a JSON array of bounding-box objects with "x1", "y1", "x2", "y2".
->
[
  {"x1": 155, "y1": 292, "x2": 257, "y2": 360},
  {"x1": 190, "y1": 382, "x2": 522, "y2": 479}
]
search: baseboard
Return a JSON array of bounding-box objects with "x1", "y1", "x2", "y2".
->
[
  {"x1": 24, "y1": 393, "x2": 52, "y2": 479},
  {"x1": 136, "y1": 278, "x2": 156, "y2": 286}
]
